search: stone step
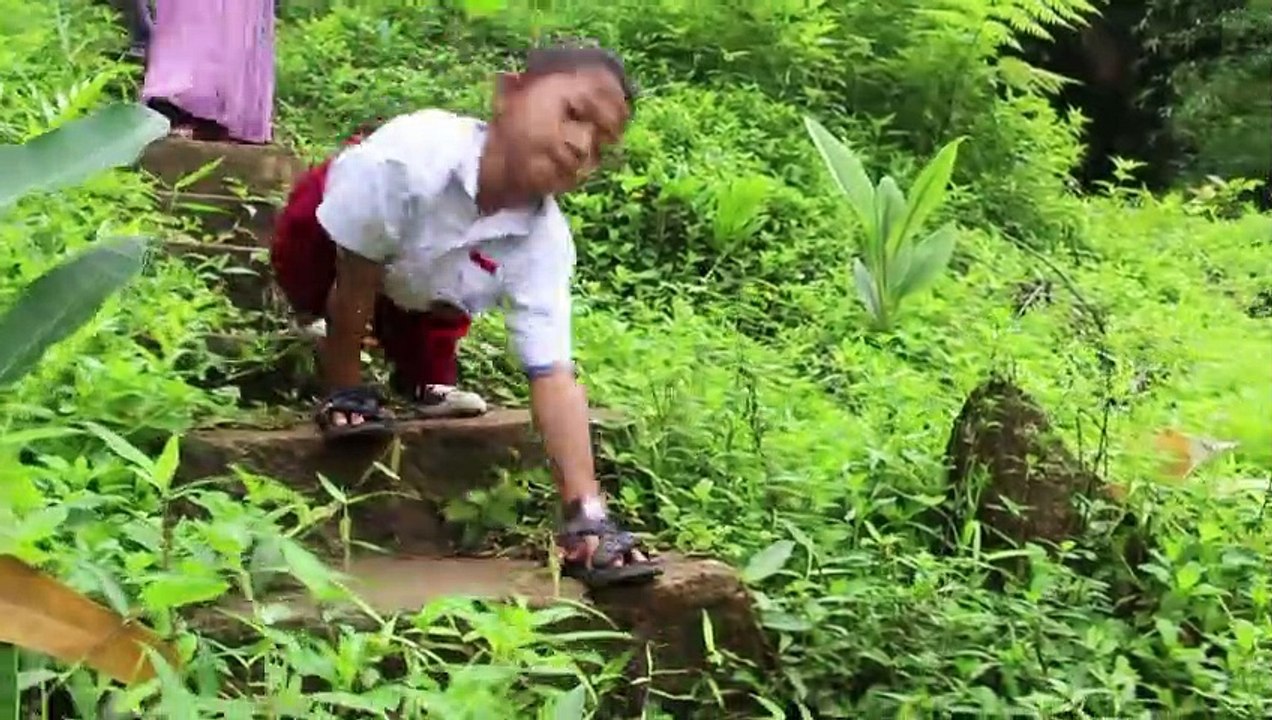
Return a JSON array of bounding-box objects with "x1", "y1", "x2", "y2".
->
[
  {"x1": 163, "y1": 239, "x2": 282, "y2": 313},
  {"x1": 158, "y1": 191, "x2": 280, "y2": 246},
  {"x1": 177, "y1": 410, "x2": 627, "y2": 555},
  {"x1": 140, "y1": 136, "x2": 305, "y2": 198},
  {"x1": 185, "y1": 552, "x2": 770, "y2": 707}
]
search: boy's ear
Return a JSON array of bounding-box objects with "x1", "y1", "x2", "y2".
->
[
  {"x1": 496, "y1": 72, "x2": 526, "y2": 96},
  {"x1": 492, "y1": 72, "x2": 524, "y2": 116}
]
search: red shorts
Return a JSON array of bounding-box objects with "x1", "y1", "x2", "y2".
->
[{"x1": 269, "y1": 138, "x2": 470, "y2": 390}]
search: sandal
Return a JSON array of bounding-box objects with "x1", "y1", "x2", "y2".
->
[
  {"x1": 314, "y1": 386, "x2": 397, "y2": 441},
  {"x1": 557, "y1": 499, "x2": 663, "y2": 589}
]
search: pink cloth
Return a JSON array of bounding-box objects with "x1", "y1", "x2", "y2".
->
[{"x1": 141, "y1": 0, "x2": 275, "y2": 144}]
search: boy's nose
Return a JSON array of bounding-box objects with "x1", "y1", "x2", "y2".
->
[{"x1": 562, "y1": 126, "x2": 592, "y2": 160}]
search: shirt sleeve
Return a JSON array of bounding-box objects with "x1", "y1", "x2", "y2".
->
[
  {"x1": 501, "y1": 209, "x2": 576, "y2": 378},
  {"x1": 314, "y1": 143, "x2": 407, "y2": 263}
]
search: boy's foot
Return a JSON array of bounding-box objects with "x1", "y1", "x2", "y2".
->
[
  {"x1": 413, "y1": 384, "x2": 488, "y2": 419},
  {"x1": 557, "y1": 497, "x2": 662, "y2": 589},
  {"x1": 314, "y1": 386, "x2": 397, "y2": 441}
]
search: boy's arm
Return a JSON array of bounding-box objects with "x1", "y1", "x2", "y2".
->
[
  {"x1": 502, "y1": 227, "x2": 599, "y2": 501},
  {"x1": 323, "y1": 249, "x2": 382, "y2": 389},
  {"x1": 314, "y1": 146, "x2": 403, "y2": 391}
]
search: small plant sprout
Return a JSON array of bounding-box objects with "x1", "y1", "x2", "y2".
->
[{"x1": 804, "y1": 116, "x2": 965, "y2": 331}]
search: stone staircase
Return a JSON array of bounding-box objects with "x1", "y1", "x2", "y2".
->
[{"x1": 139, "y1": 137, "x2": 770, "y2": 705}]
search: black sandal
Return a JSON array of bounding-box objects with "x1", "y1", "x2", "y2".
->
[
  {"x1": 557, "y1": 500, "x2": 663, "y2": 589},
  {"x1": 314, "y1": 386, "x2": 397, "y2": 441}
]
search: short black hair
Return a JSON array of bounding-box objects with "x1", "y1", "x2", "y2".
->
[{"x1": 524, "y1": 42, "x2": 638, "y2": 114}]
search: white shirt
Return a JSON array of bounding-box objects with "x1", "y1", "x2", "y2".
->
[{"x1": 314, "y1": 109, "x2": 575, "y2": 377}]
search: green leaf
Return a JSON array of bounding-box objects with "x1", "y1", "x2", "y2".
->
[
  {"x1": 311, "y1": 689, "x2": 401, "y2": 713},
  {"x1": 852, "y1": 259, "x2": 885, "y2": 327},
  {"x1": 0, "y1": 236, "x2": 150, "y2": 388},
  {"x1": 552, "y1": 683, "x2": 588, "y2": 720},
  {"x1": 887, "y1": 241, "x2": 916, "y2": 307},
  {"x1": 742, "y1": 540, "x2": 796, "y2": 584},
  {"x1": 82, "y1": 420, "x2": 155, "y2": 473},
  {"x1": 149, "y1": 434, "x2": 181, "y2": 496},
  {"x1": 0, "y1": 103, "x2": 169, "y2": 212},
  {"x1": 875, "y1": 176, "x2": 908, "y2": 254},
  {"x1": 892, "y1": 223, "x2": 957, "y2": 301},
  {"x1": 760, "y1": 612, "x2": 814, "y2": 633},
  {"x1": 141, "y1": 573, "x2": 229, "y2": 611},
  {"x1": 280, "y1": 539, "x2": 342, "y2": 601},
  {"x1": 0, "y1": 644, "x2": 16, "y2": 720},
  {"x1": 896, "y1": 137, "x2": 964, "y2": 246},
  {"x1": 803, "y1": 115, "x2": 875, "y2": 237},
  {"x1": 0, "y1": 426, "x2": 82, "y2": 448},
  {"x1": 461, "y1": 0, "x2": 506, "y2": 17}
]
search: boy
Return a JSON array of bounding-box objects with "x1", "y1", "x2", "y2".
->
[{"x1": 270, "y1": 44, "x2": 660, "y2": 588}]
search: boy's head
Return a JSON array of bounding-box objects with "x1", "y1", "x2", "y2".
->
[{"x1": 491, "y1": 42, "x2": 636, "y2": 198}]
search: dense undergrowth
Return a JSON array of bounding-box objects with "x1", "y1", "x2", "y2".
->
[{"x1": 1, "y1": 0, "x2": 1271, "y2": 717}]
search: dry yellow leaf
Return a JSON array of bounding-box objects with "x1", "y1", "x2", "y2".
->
[{"x1": 0, "y1": 555, "x2": 179, "y2": 685}]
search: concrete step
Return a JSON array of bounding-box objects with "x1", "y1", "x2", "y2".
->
[
  {"x1": 140, "y1": 136, "x2": 305, "y2": 198},
  {"x1": 185, "y1": 552, "x2": 771, "y2": 706},
  {"x1": 177, "y1": 410, "x2": 627, "y2": 555}
]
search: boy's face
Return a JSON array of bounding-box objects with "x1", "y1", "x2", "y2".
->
[{"x1": 495, "y1": 68, "x2": 629, "y2": 198}]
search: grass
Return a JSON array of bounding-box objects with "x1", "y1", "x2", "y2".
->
[{"x1": 1, "y1": 0, "x2": 1271, "y2": 717}]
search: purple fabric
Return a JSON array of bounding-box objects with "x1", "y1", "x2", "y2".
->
[{"x1": 141, "y1": 0, "x2": 275, "y2": 143}]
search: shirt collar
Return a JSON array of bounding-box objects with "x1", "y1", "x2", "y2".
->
[
  {"x1": 455, "y1": 120, "x2": 486, "y2": 199},
  {"x1": 453, "y1": 120, "x2": 548, "y2": 217}
]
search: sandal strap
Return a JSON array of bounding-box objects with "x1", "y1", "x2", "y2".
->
[
  {"x1": 317, "y1": 385, "x2": 388, "y2": 421},
  {"x1": 558, "y1": 505, "x2": 644, "y2": 569}
]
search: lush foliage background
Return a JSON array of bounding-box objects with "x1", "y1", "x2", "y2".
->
[{"x1": 1, "y1": 0, "x2": 1270, "y2": 717}]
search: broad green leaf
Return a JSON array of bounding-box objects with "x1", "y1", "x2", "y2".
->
[
  {"x1": 0, "y1": 644, "x2": 16, "y2": 720},
  {"x1": 0, "y1": 237, "x2": 150, "y2": 388},
  {"x1": 0, "y1": 103, "x2": 169, "y2": 212},
  {"x1": 893, "y1": 223, "x2": 957, "y2": 300},
  {"x1": 803, "y1": 116, "x2": 875, "y2": 237},
  {"x1": 887, "y1": 241, "x2": 916, "y2": 307},
  {"x1": 552, "y1": 683, "x2": 588, "y2": 720},
  {"x1": 742, "y1": 540, "x2": 796, "y2": 584},
  {"x1": 875, "y1": 176, "x2": 908, "y2": 254},
  {"x1": 852, "y1": 259, "x2": 885, "y2": 328},
  {"x1": 141, "y1": 573, "x2": 229, "y2": 611},
  {"x1": 896, "y1": 137, "x2": 964, "y2": 246}
]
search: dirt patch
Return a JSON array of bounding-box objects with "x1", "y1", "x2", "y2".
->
[{"x1": 943, "y1": 376, "x2": 1114, "y2": 549}]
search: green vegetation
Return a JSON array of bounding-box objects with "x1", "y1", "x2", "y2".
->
[{"x1": 2, "y1": 0, "x2": 1271, "y2": 717}]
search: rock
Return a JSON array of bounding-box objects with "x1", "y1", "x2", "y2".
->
[
  {"x1": 177, "y1": 410, "x2": 629, "y2": 554},
  {"x1": 140, "y1": 137, "x2": 305, "y2": 198},
  {"x1": 590, "y1": 556, "x2": 775, "y2": 694},
  {"x1": 185, "y1": 552, "x2": 771, "y2": 704},
  {"x1": 943, "y1": 376, "x2": 1111, "y2": 548}
]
